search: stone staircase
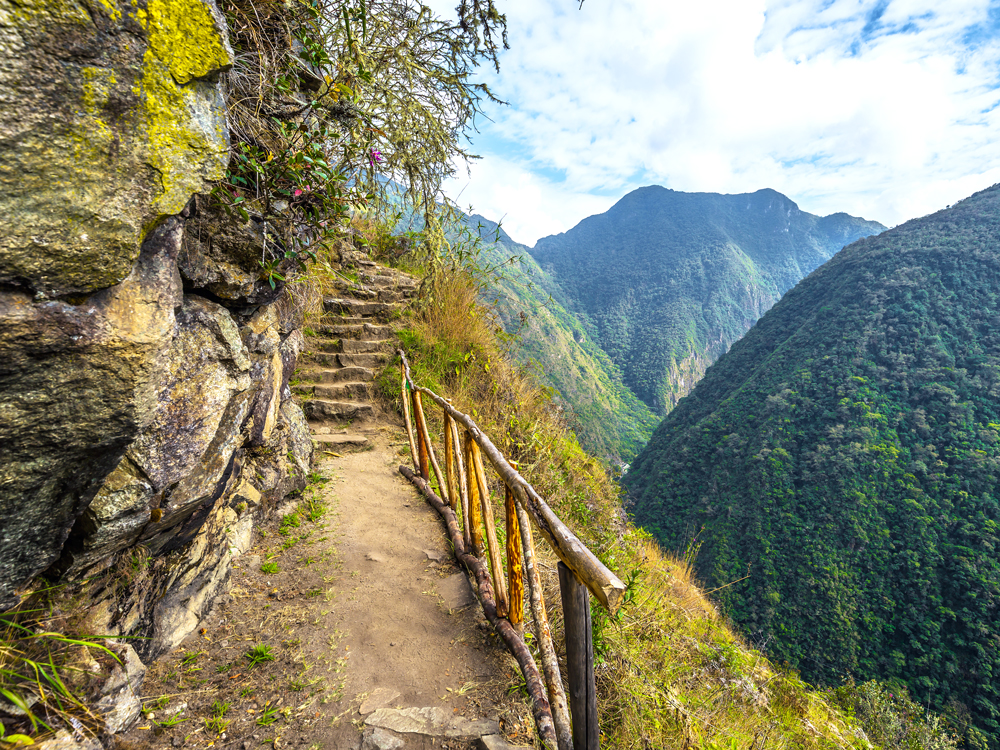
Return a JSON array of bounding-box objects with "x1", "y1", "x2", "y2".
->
[{"x1": 294, "y1": 257, "x2": 420, "y2": 448}]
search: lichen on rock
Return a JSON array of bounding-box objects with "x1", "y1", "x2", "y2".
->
[{"x1": 0, "y1": 0, "x2": 233, "y2": 296}]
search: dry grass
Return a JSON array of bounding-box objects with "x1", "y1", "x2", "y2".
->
[{"x1": 375, "y1": 262, "x2": 875, "y2": 749}]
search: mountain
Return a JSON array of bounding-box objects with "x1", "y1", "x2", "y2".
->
[
  {"x1": 467, "y1": 216, "x2": 661, "y2": 464},
  {"x1": 624, "y1": 184, "x2": 1000, "y2": 746},
  {"x1": 530, "y1": 186, "x2": 886, "y2": 413}
]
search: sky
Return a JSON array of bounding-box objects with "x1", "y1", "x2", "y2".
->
[{"x1": 424, "y1": 0, "x2": 1000, "y2": 246}]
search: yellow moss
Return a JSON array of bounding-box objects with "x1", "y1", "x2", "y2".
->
[
  {"x1": 130, "y1": 0, "x2": 232, "y2": 215},
  {"x1": 80, "y1": 66, "x2": 116, "y2": 111},
  {"x1": 94, "y1": 0, "x2": 122, "y2": 21},
  {"x1": 144, "y1": 0, "x2": 231, "y2": 85}
]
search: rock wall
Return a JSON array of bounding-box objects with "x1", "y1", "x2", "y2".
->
[{"x1": 0, "y1": 0, "x2": 313, "y2": 662}]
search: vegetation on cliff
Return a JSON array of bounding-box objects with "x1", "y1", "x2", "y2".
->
[
  {"x1": 625, "y1": 184, "x2": 1000, "y2": 747},
  {"x1": 468, "y1": 215, "x2": 660, "y2": 464},
  {"x1": 371, "y1": 233, "x2": 955, "y2": 748},
  {"x1": 530, "y1": 186, "x2": 885, "y2": 414}
]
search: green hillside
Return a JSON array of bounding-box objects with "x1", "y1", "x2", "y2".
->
[
  {"x1": 624, "y1": 184, "x2": 1000, "y2": 747},
  {"x1": 531, "y1": 186, "x2": 885, "y2": 413},
  {"x1": 468, "y1": 216, "x2": 660, "y2": 463}
]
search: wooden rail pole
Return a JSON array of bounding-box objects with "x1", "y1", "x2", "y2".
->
[
  {"x1": 398, "y1": 351, "x2": 625, "y2": 613},
  {"x1": 559, "y1": 562, "x2": 599, "y2": 750},
  {"x1": 443, "y1": 412, "x2": 458, "y2": 510},
  {"x1": 463, "y1": 431, "x2": 483, "y2": 557},
  {"x1": 505, "y1": 483, "x2": 524, "y2": 632},
  {"x1": 400, "y1": 364, "x2": 419, "y2": 473},
  {"x1": 470, "y1": 440, "x2": 509, "y2": 618},
  {"x1": 413, "y1": 391, "x2": 447, "y2": 495},
  {"x1": 452, "y1": 418, "x2": 471, "y2": 550},
  {"x1": 518, "y1": 504, "x2": 573, "y2": 750},
  {"x1": 412, "y1": 391, "x2": 430, "y2": 480}
]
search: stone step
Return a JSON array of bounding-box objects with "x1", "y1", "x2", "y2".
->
[
  {"x1": 313, "y1": 338, "x2": 393, "y2": 354},
  {"x1": 324, "y1": 297, "x2": 401, "y2": 318},
  {"x1": 364, "y1": 707, "x2": 499, "y2": 742},
  {"x1": 338, "y1": 351, "x2": 390, "y2": 368},
  {"x1": 303, "y1": 399, "x2": 374, "y2": 422},
  {"x1": 318, "y1": 322, "x2": 395, "y2": 340},
  {"x1": 297, "y1": 365, "x2": 375, "y2": 383},
  {"x1": 294, "y1": 381, "x2": 370, "y2": 401},
  {"x1": 311, "y1": 432, "x2": 369, "y2": 448},
  {"x1": 342, "y1": 338, "x2": 394, "y2": 353},
  {"x1": 320, "y1": 315, "x2": 367, "y2": 326},
  {"x1": 307, "y1": 351, "x2": 389, "y2": 368}
]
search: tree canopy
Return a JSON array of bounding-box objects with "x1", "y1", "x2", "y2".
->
[{"x1": 625, "y1": 183, "x2": 1000, "y2": 748}]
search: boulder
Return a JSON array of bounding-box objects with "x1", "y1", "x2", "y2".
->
[
  {"x1": 126, "y1": 294, "x2": 251, "y2": 494},
  {"x1": 179, "y1": 197, "x2": 291, "y2": 305},
  {"x1": 0, "y1": 0, "x2": 233, "y2": 296},
  {"x1": 0, "y1": 217, "x2": 184, "y2": 609}
]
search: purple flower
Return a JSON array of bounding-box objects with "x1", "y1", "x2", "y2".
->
[{"x1": 369, "y1": 150, "x2": 383, "y2": 165}]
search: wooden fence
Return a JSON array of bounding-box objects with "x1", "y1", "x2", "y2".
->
[{"x1": 397, "y1": 350, "x2": 625, "y2": 750}]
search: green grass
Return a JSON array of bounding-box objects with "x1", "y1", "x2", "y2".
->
[{"x1": 245, "y1": 645, "x2": 275, "y2": 669}]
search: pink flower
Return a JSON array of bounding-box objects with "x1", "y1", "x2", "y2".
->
[{"x1": 294, "y1": 189, "x2": 303, "y2": 197}]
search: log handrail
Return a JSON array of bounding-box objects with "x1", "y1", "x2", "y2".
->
[
  {"x1": 397, "y1": 349, "x2": 624, "y2": 750},
  {"x1": 398, "y1": 350, "x2": 626, "y2": 613}
]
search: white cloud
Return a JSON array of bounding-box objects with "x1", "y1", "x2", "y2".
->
[
  {"x1": 432, "y1": 0, "x2": 1000, "y2": 244},
  {"x1": 445, "y1": 156, "x2": 616, "y2": 245}
]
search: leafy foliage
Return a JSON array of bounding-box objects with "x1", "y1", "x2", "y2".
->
[
  {"x1": 625, "y1": 183, "x2": 1000, "y2": 746},
  {"x1": 530, "y1": 186, "x2": 885, "y2": 413},
  {"x1": 214, "y1": 0, "x2": 507, "y2": 286}
]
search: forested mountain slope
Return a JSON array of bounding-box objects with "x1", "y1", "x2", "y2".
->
[
  {"x1": 624, "y1": 184, "x2": 1000, "y2": 746},
  {"x1": 531, "y1": 186, "x2": 885, "y2": 413},
  {"x1": 469, "y1": 216, "x2": 660, "y2": 463}
]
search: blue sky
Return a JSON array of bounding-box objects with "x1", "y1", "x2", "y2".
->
[{"x1": 425, "y1": 0, "x2": 1000, "y2": 246}]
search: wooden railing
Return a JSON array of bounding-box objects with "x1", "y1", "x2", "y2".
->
[{"x1": 397, "y1": 351, "x2": 625, "y2": 750}]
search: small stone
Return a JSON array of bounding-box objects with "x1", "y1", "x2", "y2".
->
[
  {"x1": 366, "y1": 552, "x2": 387, "y2": 563},
  {"x1": 361, "y1": 727, "x2": 404, "y2": 750},
  {"x1": 423, "y1": 549, "x2": 444, "y2": 563},
  {"x1": 172, "y1": 737, "x2": 184, "y2": 748},
  {"x1": 360, "y1": 687, "x2": 401, "y2": 715},
  {"x1": 365, "y1": 707, "x2": 498, "y2": 739}
]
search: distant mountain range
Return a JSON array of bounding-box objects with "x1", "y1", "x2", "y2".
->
[
  {"x1": 476, "y1": 186, "x2": 884, "y2": 463},
  {"x1": 624, "y1": 184, "x2": 1000, "y2": 747},
  {"x1": 530, "y1": 186, "x2": 885, "y2": 414}
]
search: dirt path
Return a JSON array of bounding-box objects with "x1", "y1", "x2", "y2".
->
[{"x1": 124, "y1": 425, "x2": 534, "y2": 750}]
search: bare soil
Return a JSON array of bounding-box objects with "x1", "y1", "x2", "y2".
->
[{"x1": 118, "y1": 426, "x2": 536, "y2": 750}]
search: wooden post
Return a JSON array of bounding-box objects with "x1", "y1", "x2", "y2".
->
[
  {"x1": 452, "y1": 418, "x2": 471, "y2": 550},
  {"x1": 519, "y1": 504, "x2": 573, "y2": 750},
  {"x1": 559, "y1": 562, "x2": 599, "y2": 750},
  {"x1": 443, "y1": 412, "x2": 458, "y2": 510},
  {"x1": 470, "y1": 440, "x2": 509, "y2": 618},
  {"x1": 505, "y1": 483, "x2": 524, "y2": 631},
  {"x1": 413, "y1": 391, "x2": 447, "y2": 498},
  {"x1": 412, "y1": 391, "x2": 429, "y2": 480},
  {"x1": 400, "y1": 364, "x2": 419, "y2": 473},
  {"x1": 463, "y1": 431, "x2": 483, "y2": 557}
]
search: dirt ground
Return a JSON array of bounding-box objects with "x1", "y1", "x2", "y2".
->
[{"x1": 119, "y1": 427, "x2": 536, "y2": 750}]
